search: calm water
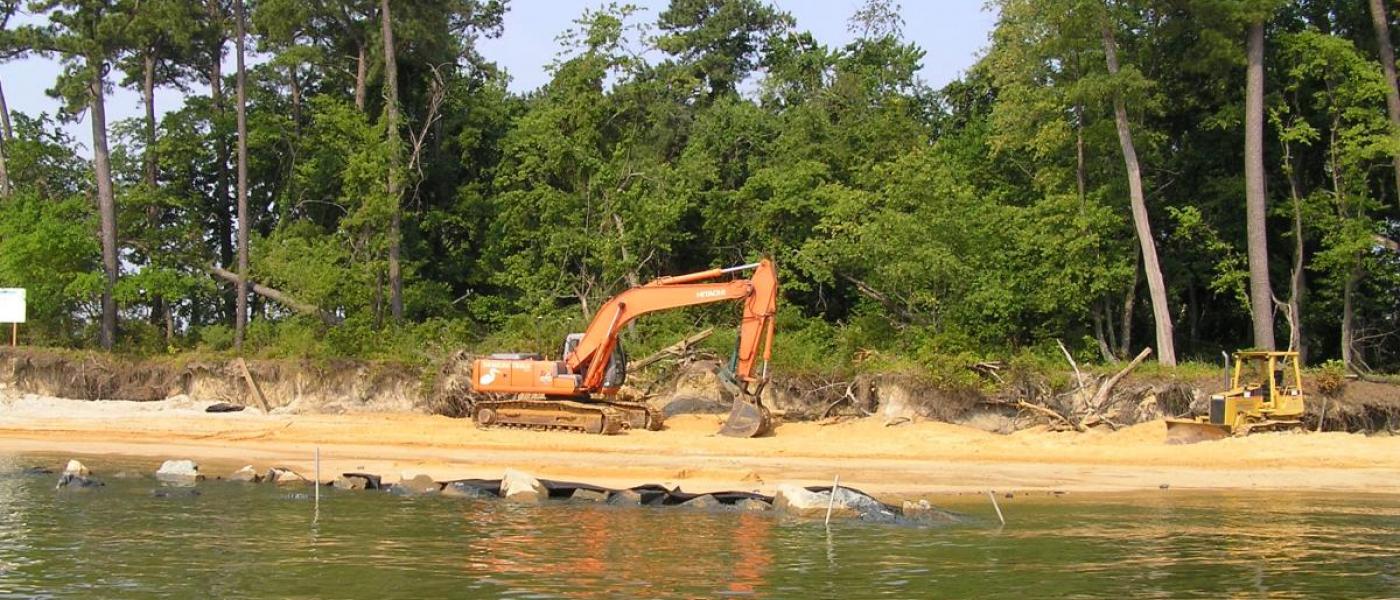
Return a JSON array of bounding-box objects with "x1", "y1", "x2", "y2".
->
[{"x1": 1, "y1": 454, "x2": 1398, "y2": 599}]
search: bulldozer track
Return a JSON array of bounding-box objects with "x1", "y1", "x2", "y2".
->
[{"x1": 471, "y1": 398, "x2": 663, "y2": 435}]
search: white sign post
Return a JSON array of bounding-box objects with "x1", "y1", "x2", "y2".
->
[{"x1": 0, "y1": 289, "x2": 26, "y2": 346}]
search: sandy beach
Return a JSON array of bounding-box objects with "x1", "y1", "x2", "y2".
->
[{"x1": 2, "y1": 394, "x2": 1397, "y2": 498}]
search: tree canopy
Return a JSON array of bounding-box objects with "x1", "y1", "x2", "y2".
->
[{"x1": 0, "y1": 0, "x2": 1396, "y2": 375}]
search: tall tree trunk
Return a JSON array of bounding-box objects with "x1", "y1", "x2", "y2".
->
[
  {"x1": 142, "y1": 50, "x2": 167, "y2": 336},
  {"x1": 142, "y1": 51, "x2": 158, "y2": 187},
  {"x1": 380, "y1": 0, "x2": 403, "y2": 320},
  {"x1": 1118, "y1": 248, "x2": 1138, "y2": 359},
  {"x1": 354, "y1": 43, "x2": 368, "y2": 112},
  {"x1": 1092, "y1": 303, "x2": 1116, "y2": 362},
  {"x1": 1369, "y1": 0, "x2": 1400, "y2": 205},
  {"x1": 1102, "y1": 23, "x2": 1176, "y2": 365},
  {"x1": 208, "y1": 0, "x2": 234, "y2": 322},
  {"x1": 0, "y1": 79, "x2": 12, "y2": 140},
  {"x1": 1244, "y1": 21, "x2": 1276, "y2": 351},
  {"x1": 1340, "y1": 263, "x2": 1358, "y2": 370},
  {"x1": 90, "y1": 65, "x2": 119, "y2": 350},
  {"x1": 1283, "y1": 144, "x2": 1308, "y2": 362},
  {"x1": 234, "y1": 0, "x2": 250, "y2": 351},
  {"x1": 288, "y1": 64, "x2": 302, "y2": 135},
  {"x1": 0, "y1": 78, "x2": 10, "y2": 196},
  {"x1": 1075, "y1": 103, "x2": 1087, "y2": 202}
]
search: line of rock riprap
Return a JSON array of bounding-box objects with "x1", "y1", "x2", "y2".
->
[{"x1": 46, "y1": 458, "x2": 960, "y2": 525}]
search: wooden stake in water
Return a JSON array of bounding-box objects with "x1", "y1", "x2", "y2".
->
[
  {"x1": 313, "y1": 447, "x2": 320, "y2": 523},
  {"x1": 987, "y1": 490, "x2": 1005, "y2": 526},
  {"x1": 824, "y1": 475, "x2": 841, "y2": 526}
]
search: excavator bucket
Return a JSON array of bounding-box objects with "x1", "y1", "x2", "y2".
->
[
  {"x1": 719, "y1": 396, "x2": 773, "y2": 438},
  {"x1": 1165, "y1": 419, "x2": 1230, "y2": 445}
]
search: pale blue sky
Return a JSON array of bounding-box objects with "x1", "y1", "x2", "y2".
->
[{"x1": 0, "y1": 1, "x2": 995, "y2": 151}]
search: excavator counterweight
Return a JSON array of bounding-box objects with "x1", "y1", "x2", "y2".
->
[{"x1": 470, "y1": 260, "x2": 779, "y2": 437}]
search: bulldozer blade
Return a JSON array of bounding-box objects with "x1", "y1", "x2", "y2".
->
[
  {"x1": 1165, "y1": 420, "x2": 1230, "y2": 445},
  {"x1": 719, "y1": 398, "x2": 772, "y2": 438}
]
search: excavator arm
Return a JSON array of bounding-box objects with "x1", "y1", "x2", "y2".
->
[{"x1": 566, "y1": 259, "x2": 778, "y2": 391}]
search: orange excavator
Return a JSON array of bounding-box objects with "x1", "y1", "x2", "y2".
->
[{"x1": 470, "y1": 259, "x2": 778, "y2": 437}]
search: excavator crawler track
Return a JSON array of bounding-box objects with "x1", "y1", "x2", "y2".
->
[{"x1": 471, "y1": 398, "x2": 662, "y2": 435}]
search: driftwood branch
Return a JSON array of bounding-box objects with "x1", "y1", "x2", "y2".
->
[
  {"x1": 209, "y1": 265, "x2": 342, "y2": 325},
  {"x1": 1017, "y1": 400, "x2": 1080, "y2": 431},
  {"x1": 1090, "y1": 346, "x2": 1152, "y2": 409},
  {"x1": 1055, "y1": 338, "x2": 1084, "y2": 391}
]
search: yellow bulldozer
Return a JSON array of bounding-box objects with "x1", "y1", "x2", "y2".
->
[{"x1": 1166, "y1": 350, "x2": 1307, "y2": 444}]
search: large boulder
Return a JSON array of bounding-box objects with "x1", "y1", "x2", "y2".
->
[
  {"x1": 736, "y1": 498, "x2": 773, "y2": 512},
  {"x1": 155, "y1": 460, "x2": 204, "y2": 483},
  {"x1": 228, "y1": 465, "x2": 261, "y2": 483},
  {"x1": 265, "y1": 467, "x2": 309, "y2": 486},
  {"x1": 901, "y1": 499, "x2": 962, "y2": 524},
  {"x1": 391, "y1": 474, "x2": 441, "y2": 496},
  {"x1": 333, "y1": 475, "x2": 371, "y2": 491},
  {"x1": 500, "y1": 469, "x2": 547, "y2": 503},
  {"x1": 63, "y1": 460, "x2": 90, "y2": 478},
  {"x1": 679, "y1": 494, "x2": 722, "y2": 510},
  {"x1": 56, "y1": 460, "x2": 102, "y2": 490},
  {"x1": 442, "y1": 481, "x2": 495, "y2": 499},
  {"x1": 606, "y1": 489, "x2": 643, "y2": 506},
  {"x1": 569, "y1": 488, "x2": 608, "y2": 503},
  {"x1": 772, "y1": 483, "x2": 898, "y2": 522}
]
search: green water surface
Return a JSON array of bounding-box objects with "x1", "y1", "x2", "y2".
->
[{"x1": 0, "y1": 454, "x2": 1396, "y2": 598}]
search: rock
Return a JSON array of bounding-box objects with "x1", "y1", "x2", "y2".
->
[
  {"x1": 205, "y1": 402, "x2": 245, "y2": 413},
  {"x1": 442, "y1": 481, "x2": 494, "y2": 498},
  {"x1": 56, "y1": 460, "x2": 102, "y2": 489},
  {"x1": 606, "y1": 489, "x2": 643, "y2": 506},
  {"x1": 56, "y1": 473, "x2": 104, "y2": 490},
  {"x1": 659, "y1": 362, "x2": 735, "y2": 417},
  {"x1": 901, "y1": 499, "x2": 961, "y2": 524},
  {"x1": 773, "y1": 484, "x2": 898, "y2": 522},
  {"x1": 265, "y1": 467, "x2": 309, "y2": 486},
  {"x1": 152, "y1": 488, "x2": 201, "y2": 498},
  {"x1": 736, "y1": 498, "x2": 773, "y2": 512},
  {"x1": 500, "y1": 469, "x2": 547, "y2": 503},
  {"x1": 773, "y1": 484, "x2": 842, "y2": 518},
  {"x1": 63, "y1": 460, "x2": 90, "y2": 478},
  {"x1": 155, "y1": 460, "x2": 204, "y2": 483},
  {"x1": 333, "y1": 475, "x2": 370, "y2": 491},
  {"x1": 342, "y1": 472, "x2": 382, "y2": 490},
  {"x1": 679, "y1": 494, "x2": 722, "y2": 510},
  {"x1": 569, "y1": 488, "x2": 609, "y2": 503},
  {"x1": 391, "y1": 474, "x2": 441, "y2": 496},
  {"x1": 228, "y1": 465, "x2": 261, "y2": 483}
]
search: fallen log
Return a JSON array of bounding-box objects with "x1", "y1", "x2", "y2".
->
[{"x1": 208, "y1": 265, "x2": 341, "y2": 325}]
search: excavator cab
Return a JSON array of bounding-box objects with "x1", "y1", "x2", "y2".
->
[{"x1": 1166, "y1": 351, "x2": 1307, "y2": 444}]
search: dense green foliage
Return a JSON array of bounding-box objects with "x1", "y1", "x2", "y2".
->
[{"x1": 0, "y1": 0, "x2": 1396, "y2": 375}]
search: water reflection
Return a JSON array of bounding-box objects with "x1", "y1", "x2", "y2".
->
[
  {"x1": 0, "y1": 455, "x2": 1394, "y2": 599},
  {"x1": 466, "y1": 504, "x2": 775, "y2": 597}
]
